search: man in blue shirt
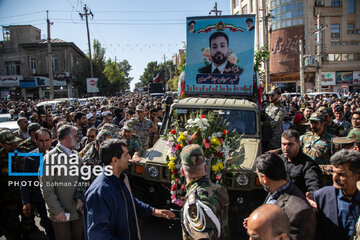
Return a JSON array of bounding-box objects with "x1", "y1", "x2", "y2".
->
[
  {"x1": 312, "y1": 149, "x2": 360, "y2": 239},
  {"x1": 83, "y1": 139, "x2": 174, "y2": 239}
]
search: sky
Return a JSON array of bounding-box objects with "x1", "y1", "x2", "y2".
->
[{"x1": 0, "y1": 0, "x2": 230, "y2": 90}]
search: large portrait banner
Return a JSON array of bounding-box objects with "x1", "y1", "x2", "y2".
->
[{"x1": 185, "y1": 15, "x2": 255, "y2": 96}]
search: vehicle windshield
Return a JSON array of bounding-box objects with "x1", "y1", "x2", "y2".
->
[{"x1": 169, "y1": 108, "x2": 257, "y2": 135}]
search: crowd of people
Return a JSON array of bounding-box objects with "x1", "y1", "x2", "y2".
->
[{"x1": 0, "y1": 89, "x2": 359, "y2": 239}]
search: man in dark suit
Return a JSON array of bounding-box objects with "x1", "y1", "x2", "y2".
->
[
  {"x1": 280, "y1": 129, "x2": 322, "y2": 198},
  {"x1": 255, "y1": 153, "x2": 316, "y2": 240},
  {"x1": 198, "y1": 31, "x2": 243, "y2": 75},
  {"x1": 21, "y1": 128, "x2": 55, "y2": 240},
  {"x1": 310, "y1": 149, "x2": 360, "y2": 239}
]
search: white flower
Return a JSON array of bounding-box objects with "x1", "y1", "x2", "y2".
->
[{"x1": 217, "y1": 132, "x2": 222, "y2": 137}]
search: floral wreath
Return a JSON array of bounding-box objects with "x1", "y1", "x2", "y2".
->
[{"x1": 164, "y1": 112, "x2": 242, "y2": 206}]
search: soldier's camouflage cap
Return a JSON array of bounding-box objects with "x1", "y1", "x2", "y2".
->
[
  {"x1": 333, "y1": 128, "x2": 360, "y2": 144},
  {"x1": 347, "y1": 128, "x2": 360, "y2": 143},
  {"x1": 0, "y1": 129, "x2": 20, "y2": 144},
  {"x1": 136, "y1": 105, "x2": 144, "y2": 111},
  {"x1": 95, "y1": 130, "x2": 120, "y2": 145},
  {"x1": 268, "y1": 88, "x2": 281, "y2": 95},
  {"x1": 318, "y1": 106, "x2": 334, "y2": 117},
  {"x1": 123, "y1": 121, "x2": 135, "y2": 132},
  {"x1": 28, "y1": 123, "x2": 41, "y2": 133},
  {"x1": 99, "y1": 123, "x2": 121, "y2": 133},
  {"x1": 309, "y1": 112, "x2": 324, "y2": 122},
  {"x1": 354, "y1": 108, "x2": 360, "y2": 114},
  {"x1": 180, "y1": 144, "x2": 205, "y2": 166}
]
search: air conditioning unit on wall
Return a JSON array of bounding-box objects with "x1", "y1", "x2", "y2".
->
[{"x1": 315, "y1": 0, "x2": 324, "y2": 6}]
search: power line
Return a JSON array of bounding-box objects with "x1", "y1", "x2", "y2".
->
[
  {"x1": 0, "y1": 11, "x2": 44, "y2": 19},
  {"x1": 2, "y1": 19, "x2": 46, "y2": 25},
  {"x1": 52, "y1": 18, "x2": 184, "y2": 21},
  {"x1": 53, "y1": 21, "x2": 184, "y2": 25}
]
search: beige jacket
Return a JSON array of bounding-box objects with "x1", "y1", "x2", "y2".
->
[{"x1": 40, "y1": 143, "x2": 81, "y2": 221}]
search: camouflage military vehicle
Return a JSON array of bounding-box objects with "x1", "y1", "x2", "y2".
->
[{"x1": 128, "y1": 96, "x2": 266, "y2": 236}]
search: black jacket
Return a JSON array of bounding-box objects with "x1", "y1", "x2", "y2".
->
[{"x1": 280, "y1": 151, "x2": 322, "y2": 198}]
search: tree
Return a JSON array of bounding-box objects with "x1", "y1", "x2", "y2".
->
[
  {"x1": 76, "y1": 39, "x2": 133, "y2": 96},
  {"x1": 137, "y1": 60, "x2": 176, "y2": 89},
  {"x1": 254, "y1": 46, "x2": 270, "y2": 83},
  {"x1": 117, "y1": 60, "x2": 133, "y2": 89},
  {"x1": 138, "y1": 61, "x2": 162, "y2": 87}
]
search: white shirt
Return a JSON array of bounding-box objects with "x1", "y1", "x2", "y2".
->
[
  {"x1": 60, "y1": 144, "x2": 73, "y2": 156},
  {"x1": 211, "y1": 61, "x2": 228, "y2": 74}
]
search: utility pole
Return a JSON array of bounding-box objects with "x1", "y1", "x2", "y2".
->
[
  {"x1": 261, "y1": 0, "x2": 270, "y2": 93},
  {"x1": 299, "y1": 39, "x2": 305, "y2": 94},
  {"x1": 316, "y1": 12, "x2": 322, "y2": 93},
  {"x1": 163, "y1": 54, "x2": 168, "y2": 91},
  {"x1": 47, "y1": 11, "x2": 54, "y2": 100},
  {"x1": 79, "y1": 5, "x2": 94, "y2": 78},
  {"x1": 209, "y1": 2, "x2": 222, "y2": 16}
]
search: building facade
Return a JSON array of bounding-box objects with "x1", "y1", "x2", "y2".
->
[
  {"x1": 0, "y1": 25, "x2": 85, "y2": 99},
  {"x1": 231, "y1": 0, "x2": 360, "y2": 94}
]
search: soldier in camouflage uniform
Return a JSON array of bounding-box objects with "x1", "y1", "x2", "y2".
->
[
  {"x1": 17, "y1": 123, "x2": 41, "y2": 153},
  {"x1": 0, "y1": 129, "x2": 22, "y2": 240},
  {"x1": 121, "y1": 121, "x2": 143, "y2": 158},
  {"x1": 318, "y1": 107, "x2": 343, "y2": 136},
  {"x1": 180, "y1": 144, "x2": 229, "y2": 240},
  {"x1": 128, "y1": 105, "x2": 155, "y2": 154},
  {"x1": 262, "y1": 88, "x2": 286, "y2": 150},
  {"x1": 300, "y1": 112, "x2": 333, "y2": 164}
]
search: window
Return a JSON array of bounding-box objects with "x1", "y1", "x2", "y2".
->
[
  {"x1": 2, "y1": 27, "x2": 10, "y2": 41},
  {"x1": 276, "y1": 7, "x2": 280, "y2": 14},
  {"x1": 331, "y1": 24, "x2": 340, "y2": 42},
  {"x1": 269, "y1": 0, "x2": 303, "y2": 30},
  {"x1": 242, "y1": 5, "x2": 248, "y2": 14},
  {"x1": 5, "y1": 61, "x2": 20, "y2": 75},
  {"x1": 232, "y1": 0, "x2": 239, "y2": 8},
  {"x1": 29, "y1": 57, "x2": 36, "y2": 73},
  {"x1": 348, "y1": 0, "x2": 354, "y2": 13},
  {"x1": 334, "y1": 54, "x2": 341, "y2": 61},
  {"x1": 52, "y1": 58, "x2": 58, "y2": 72},
  {"x1": 347, "y1": 24, "x2": 355, "y2": 34},
  {"x1": 331, "y1": 0, "x2": 341, "y2": 7},
  {"x1": 71, "y1": 55, "x2": 75, "y2": 72}
]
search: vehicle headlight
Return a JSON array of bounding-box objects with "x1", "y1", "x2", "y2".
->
[
  {"x1": 236, "y1": 174, "x2": 249, "y2": 186},
  {"x1": 147, "y1": 166, "x2": 159, "y2": 178}
]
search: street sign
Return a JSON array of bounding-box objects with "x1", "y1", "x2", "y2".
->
[
  {"x1": 86, "y1": 78, "x2": 99, "y2": 93},
  {"x1": 342, "y1": 83, "x2": 347, "y2": 89}
]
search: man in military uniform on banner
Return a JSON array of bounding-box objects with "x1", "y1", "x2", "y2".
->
[{"x1": 180, "y1": 144, "x2": 230, "y2": 240}]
